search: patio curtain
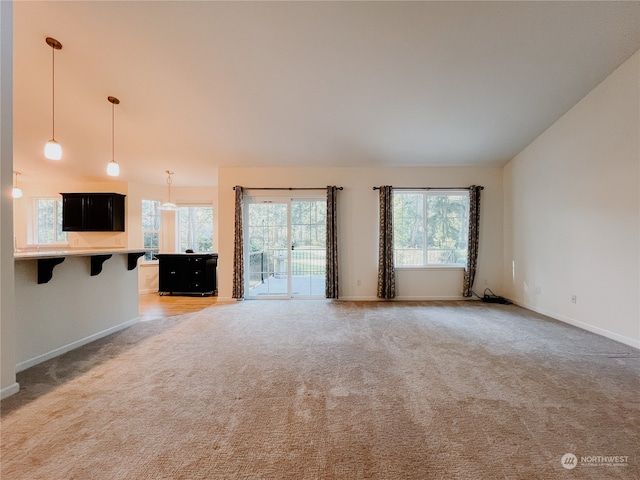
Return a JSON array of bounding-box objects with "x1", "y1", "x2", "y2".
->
[
  {"x1": 232, "y1": 186, "x2": 244, "y2": 300},
  {"x1": 463, "y1": 185, "x2": 482, "y2": 297},
  {"x1": 325, "y1": 186, "x2": 339, "y2": 299},
  {"x1": 377, "y1": 185, "x2": 395, "y2": 299}
]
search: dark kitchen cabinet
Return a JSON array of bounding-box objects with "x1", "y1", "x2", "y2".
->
[
  {"x1": 157, "y1": 253, "x2": 218, "y2": 296},
  {"x1": 62, "y1": 193, "x2": 125, "y2": 232}
]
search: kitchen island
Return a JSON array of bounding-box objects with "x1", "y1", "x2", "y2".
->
[{"x1": 14, "y1": 248, "x2": 145, "y2": 371}]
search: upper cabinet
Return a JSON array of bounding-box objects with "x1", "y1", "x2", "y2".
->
[{"x1": 62, "y1": 193, "x2": 126, "y2": 232}]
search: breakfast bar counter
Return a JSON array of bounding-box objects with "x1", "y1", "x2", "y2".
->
[
  {"x1": 14, "y1": 249, "x2": 145, "y2": 372},
  {"x1": 15, "y1": 248, "x2": 145, "y2": 284}
]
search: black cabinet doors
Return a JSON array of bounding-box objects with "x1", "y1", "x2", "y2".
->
[
  {"x1": 62, "y1": 193, "x2": 125, "y2": 232},
  {"x1": 157, "y1": 254, "x2": 218, "y2": 295},
  {"x1": 158, "y1": 257, "x2": 185, "y2": 293},
  {"x1": 62, "y1": 195, "x2": 85, "y2": 231}
]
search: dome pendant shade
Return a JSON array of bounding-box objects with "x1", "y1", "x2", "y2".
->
[
  {"x1": 107, "y1": 160, "x2": 120, "y2": 176},
  {"x1": 44, "y1": 139, "x2": 62, "y2": 160},
  {"x1": 160, "y1": 201, "x2": 178, "y2": 211}
]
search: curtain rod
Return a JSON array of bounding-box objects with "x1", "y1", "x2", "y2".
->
[
  {"x1": 372, "y1": 186, "x2": 484, "y2": 191},
  {"x1": 233, "y1": 187, "x2": 343, "y2": 191}
]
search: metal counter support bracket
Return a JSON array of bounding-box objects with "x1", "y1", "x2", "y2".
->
[
  {"x1": 90, "y1": 254, "x2": 113, "y2": 276},
  {"x1": 127, "y1": 252, "x2": 145, "y2": 270},
  {"x1": 37, "y1": 257, "x2": 65, "y2": 284}
]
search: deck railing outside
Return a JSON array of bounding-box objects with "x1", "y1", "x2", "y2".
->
[{"x1": 248, "y1": 247, "x2": 326, "y2": 287}]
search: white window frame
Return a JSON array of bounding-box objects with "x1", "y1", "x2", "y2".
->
[
  {"x1": 32, "y1": 197, "x2": 68, "y2": 246},
  {"x1": 393, "y1": 189, "x2": 470, "y2": 269},
  {"x1": 175, "y1": 204, "x2": 214, "y2": 254},
  {"x1": 141, "y1": 199, "x2": 161, "y2": 263}
]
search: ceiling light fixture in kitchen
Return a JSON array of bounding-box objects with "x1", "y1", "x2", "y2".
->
[
  {"x1": 44, "y1": 37, "x2": 63, "y2": 161},
  {"x1": 12, "y1": 172, "x2": 23, "y2": 199},
  {"x1": 106, "y1": 96, "x2": 120, "y2": 177},
  {"x1": 160, "y1": 171, "x2": 178, "y2": 210}
]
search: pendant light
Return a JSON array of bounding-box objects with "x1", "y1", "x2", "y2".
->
[
  {"x1": 44, "y1": 37, "x2": 63, "y2": 160},
  {"x1": 160, "y1": 171, "x2": 178, "y2": 210},
  {"x1": 12, "y1": 172, "x2": 23, "y2": 199},
  {"x1": 106, "y1": 96, "x2": 120, "y2": 176}
]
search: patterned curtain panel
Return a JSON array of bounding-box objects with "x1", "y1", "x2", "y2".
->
[
  {"x1": 232, "y1": 186, "x2": 244, "y2": 300},
  {"x1": 463, "y1": 185, "x2": 482, "y2": 297},
  {"x1": 325, "y1": 186, "x2": 339, "y2": 299},
  {"x1": 377, "y1": 186, "x2": 396, "y2": 299}
]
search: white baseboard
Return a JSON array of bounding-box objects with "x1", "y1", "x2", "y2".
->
[
  {"x1": 514, "y1": 301, "x2": 640, "y2": 350},
  {"x1": 1, "y1": 382, "x2": 20, "y2": 400},
  {"x1": 335, "y1": 296, "x2": 378, "y2": 301},
  {"x1": 337, "y1": 295, "x2": 469, "y2": 301},
  {"x1": 16, "y1": 317, "x2": 141, "y2": 373},
  {"x1": 394, "y1": 295, "x2": 468, "y2": 301}
]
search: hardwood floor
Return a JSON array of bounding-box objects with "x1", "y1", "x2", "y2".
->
[{"x1": 138, "y1": 292, "x2": 222, "y2": 320}]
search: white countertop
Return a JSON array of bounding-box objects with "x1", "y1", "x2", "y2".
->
[{"x1": 14, "y1": 248, "x2": 145, "y2": 260}]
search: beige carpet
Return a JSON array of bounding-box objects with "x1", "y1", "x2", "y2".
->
[{"x1": 1, "y1": 300, "x2": 638, "y2": 479}]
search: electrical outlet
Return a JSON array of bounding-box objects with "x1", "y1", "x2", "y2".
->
[
  {"x1": 535, "y1": 286, "x2": 542, "y2": 295},
  {"x1": 571, "y1": 295, "x2": 577, "y2": 304},
  {"x1": 356, "y1": 279, "x2": 361, "y2": 287}
]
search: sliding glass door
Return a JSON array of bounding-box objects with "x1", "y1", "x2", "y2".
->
[
  {"x1": 246, "y1": 199, "x2": 289, "y2": 298},
  {"x1": 245, "y1": 196, "x2": 326, "y2": 299}
]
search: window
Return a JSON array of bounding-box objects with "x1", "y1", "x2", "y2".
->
[
  {"x1": 142, "y1": 199, "x2": 161, "y2": 261},
  {"x1": 177, "y1": 206, "x2": 213, "y2": 253},
  {"x1": 34, "y1": 198, "x2": 67, "y2": 244},
  {"x1": 393, "y1": 190, "x2": 469, "y2": 267}
]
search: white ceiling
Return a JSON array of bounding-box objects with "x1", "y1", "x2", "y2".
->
[{"x1": 12, "y1": 1, "x2": 640, "y2": 187}]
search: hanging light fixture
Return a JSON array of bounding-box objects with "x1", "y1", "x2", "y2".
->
[
  {"x1": 106, "y1": 96, "x2": 120, "y2": 176},
  {"x1": 44, "y1": 37, "x2": 63, "y2": 160},
  {"x1": 12, "y1": 172, "x2": 23, "y2": 199},
  {"x1": 160, "y1": 170, "x2": 178, "y2": 210}
]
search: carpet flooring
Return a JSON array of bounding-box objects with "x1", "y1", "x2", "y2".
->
[{"x1": 1, "y1": 300, "x2": 639, "y2": 479}]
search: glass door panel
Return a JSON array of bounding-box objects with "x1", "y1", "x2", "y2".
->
[
  {"x1": 246, "y1": 200, "x2": 290, "y2": 298},
  {"x1": 290, "y1": 199, "x2": 326, "y2": 297},
  {"x1": 245, "y1": 196, "x2": 325, "y2": 299}
]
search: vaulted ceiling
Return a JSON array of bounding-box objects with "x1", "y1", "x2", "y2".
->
[{"x1": 12, "y1": 1, "x2": 640, "y2": 186}]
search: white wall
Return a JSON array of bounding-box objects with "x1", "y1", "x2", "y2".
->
[
  {"x1": 218, "y1": 166, "x2": 503, "y2": 300},
  {"x1": 14, "y1": 253, "x2": 140, "y2": 370},
  {"x1": 503, "y1": 50, "x2": 640, "y2": 348},
  {"x1": 0, "y1": 0, "x2": 19, "y2": 399}
]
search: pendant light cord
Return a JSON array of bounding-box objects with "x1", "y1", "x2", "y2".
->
[
  {"x1": 51, "y1": 44, "x2": 55, "y2": 139},
  {"x1": 111, "y1": 101, "x2": 115, "y2": 161}
]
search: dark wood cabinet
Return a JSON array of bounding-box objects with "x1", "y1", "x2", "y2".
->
[
  {"x1": 157, "y1": 253, "x2": 218, "y2": 296},
  {"x1": 62, "y1": 193, "x2": 126, "y2": 232}
]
